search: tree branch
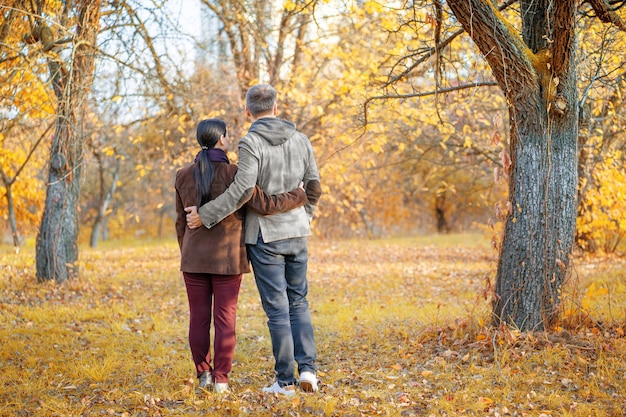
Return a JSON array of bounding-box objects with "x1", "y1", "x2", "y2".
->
[
  {"x1": 0, "y1": 53, "x2": 21, "y2": 65},
  {"x1": 586, "y1": 0, "x2": 626, "y2": 30},
  {"x1": 364, "y1": 81, "x2": 499, "y2": 124},
  {"x1": 384, "y1": 0, "x2": 518, "y2": 88},
  {"x1": 552, "y1": 0, "x2": 577, "y2": 79},
  {"x1": 447, "y1": 0, "x2": 536, "y2": 100},
  {"x1": 121, "y1": 1, "x2": 177, "y2": 114},
  {"x1": 6, "y1": 121, "x2": 55, "y2": 187}
]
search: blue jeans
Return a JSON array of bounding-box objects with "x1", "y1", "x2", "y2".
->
[{"x1": 247, "y1": 234, "x2": 316, "y2": 387}]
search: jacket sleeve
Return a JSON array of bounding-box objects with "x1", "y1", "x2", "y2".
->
[
  {"x1": 302, "y1": 139, "x2": 322, "y2": 221},
  {"x1": 247, "y1": 186, "x2": 307, "y2": 215},
  {"x1": 174, "y1": 173, "x2": 185, "y2": 250},
  {"x1": 198, "y1": 147, "x2": 257, "y2": 229}
]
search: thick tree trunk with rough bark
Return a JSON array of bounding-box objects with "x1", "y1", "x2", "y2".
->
[
  {"x1": 494, "y1": 90, "x2": 578, "y2": 329},
  {"x1": 448, "y1": 0, "x2": 578, "y2": 330},
  {"x1": 36, "y1": 1, "x2": 102, "y2": 282},
  {"x1": 36, "y1": 99, "x2": 81, "y2": 281}
]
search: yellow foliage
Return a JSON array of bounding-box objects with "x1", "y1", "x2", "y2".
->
[
  {"x1": 284, "y1": 0, "x2": 297, "y2": 12},
  {"x1": 0, "y1": 6, "x2": 56, "y2": 120},
  {"x1": 0, "y1": 142, "x2": 46, "y2": 229},
  {"x1": 364, "y1": 0, "x2": 384, "y2": 14},
  {"x1": 581, "y1": 282, "x2": 609, "y2": 311},
  {"x1": 0, "y1": 66, "x2": 54, "y2": 119},
  {"x1": 577, "y1": 151, "x2": 626, "y2": 253}
]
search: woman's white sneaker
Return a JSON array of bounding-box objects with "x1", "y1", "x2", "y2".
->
[
  {"x1": 198, "y1": 371, "x2": 212, "y2": 389},
  {"x1": 214, "y1": 382, "x2": 229, "y2": 394}
]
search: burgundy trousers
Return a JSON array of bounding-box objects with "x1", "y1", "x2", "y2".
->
[{"x1": 183, "y1": 272, "x2": 242, "y2": 383}]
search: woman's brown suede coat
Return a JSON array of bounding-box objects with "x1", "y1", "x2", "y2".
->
[{"x1": 175, "y1": 160, "x2": 305, "y2": 275}]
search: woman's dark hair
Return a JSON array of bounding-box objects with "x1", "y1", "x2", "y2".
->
[{"x1": 194, "y1": 118, "x2": 227, "y2": 206}]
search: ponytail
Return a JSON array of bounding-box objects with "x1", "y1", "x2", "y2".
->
[
  {"x1": 193, "y1": 118, "x2": 226, "y2": 206},
  {"x1": 194, "y1": 148, "x2": 214, "y2": 206}
]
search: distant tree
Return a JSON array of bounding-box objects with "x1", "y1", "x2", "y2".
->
[
  {"x1": 198, "y1": 0, "x2": 313, "y2": 98},
  {"x1": 81, "y1": 0, "x2": 196, "y2": 246}
]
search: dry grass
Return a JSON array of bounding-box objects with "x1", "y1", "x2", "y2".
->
[{"x1": 0, "y1": 234, "x2": 625, "y2": 416}]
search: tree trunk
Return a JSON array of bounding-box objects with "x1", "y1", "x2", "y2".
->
[
  {"x1": 36, "y1": 75, "x2": 82, "y2": 281},
  {"x1": 2, "y1": 180, "x2": 23, "y2": 247},
  {"x1": 90, "y1": 158, "x2": 120, "y2": 248},
  {"x1": 36, "y1": 1, "x2": 102, "y2": 282},
  {"x1": 102, "y1": 217, "x2": 109, "y2": 241},
  {"x1": 359, "y1": 207, "x2": 375, "y2": 239},
  {"x1": 435, "y1": 194, "x2": 449, "y2": 233},
  {"x1": 448, "y1": 0, "x2": 578, "y2": 330},
  {"x1": 493, "y1": 91, "x2": 578, "y2": 330}
]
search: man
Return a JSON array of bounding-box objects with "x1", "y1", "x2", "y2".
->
[{"x1": 186, "y1": 84, "x2": 322, "y2": 396}]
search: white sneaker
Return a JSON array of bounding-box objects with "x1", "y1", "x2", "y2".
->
[
  {"x1": 214, "y1": 382, "x2": 229, "y2": 394},
  {"x1": 299, "y1": 371, "x2": 318, "y2": 392},
  {"x1": 262, "y1": 381, "x2": 295, "y2": 396},
  {"x1": 199, "y1": 371, "x2": 212, "y2": 389}
]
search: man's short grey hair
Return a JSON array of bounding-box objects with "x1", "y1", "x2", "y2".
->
[{"x1": 246, "y1": 84, "x2": 277, "y2": 117}]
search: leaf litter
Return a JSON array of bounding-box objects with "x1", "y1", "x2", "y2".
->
[{"x1": 0, "y1": 235, "x2": 625, "y2": 416}]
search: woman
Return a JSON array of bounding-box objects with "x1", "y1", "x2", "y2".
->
[{"x1": 175, "y1": 118, "x2": 306, "y2": 393}]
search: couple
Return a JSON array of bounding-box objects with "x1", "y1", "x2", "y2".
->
[{"x1": 174, "y1": 84, "x2": 322, "y2": 396}]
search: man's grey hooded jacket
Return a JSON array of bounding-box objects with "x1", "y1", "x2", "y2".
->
[{"x1": 197, "y1": 117, "x2": 322, "y2": 244}]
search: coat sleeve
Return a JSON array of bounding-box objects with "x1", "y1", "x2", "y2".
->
[
  {"x1": 197, "y1": 147, "x2": 257, "y2": 229},
  {"x1": 174, "y1": 172, "x2": 186, "y2": 250},
  {"x1": 247, "y1": 186, "x2": 307, "y2": 215},
  {"x1": 302, "y1": 138, "x2": 322, "y2": 221}
]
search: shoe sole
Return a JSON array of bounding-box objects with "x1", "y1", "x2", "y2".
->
[
  {"x1": 263, "y1": 390, "x2": 295, "y2": 396},
  {"x1": 262, "y1": 385, "x2": 295, "y2": 396}
]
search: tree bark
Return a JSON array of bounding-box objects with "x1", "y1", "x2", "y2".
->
[
  {"x1": 90, "y1": 158, "x2": 120, "y2": 248},
  {"x1": 0, "y1": 170, "x2": 23, "y2": 247},
  {"x1": 448, "y1": 0, "x2": 578, "y2": 330},
  {"x1": 36, "y1": 1, "x2": 102, "y2": 282},
  {"x1": 435, "y1": 194, "x2": 449, "y2": 234}
]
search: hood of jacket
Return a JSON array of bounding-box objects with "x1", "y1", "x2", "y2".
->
[{"x1": 248, "y1": 117, "x2": 296, "y2": 146}]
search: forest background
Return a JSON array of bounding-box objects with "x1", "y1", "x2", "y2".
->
[{"x1": 2, "y1": 0, "x2": 625, "y2": 253}]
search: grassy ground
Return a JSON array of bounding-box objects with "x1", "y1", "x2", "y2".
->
[{"x1": 0, "y1": 234, "x2": 625, "y2": 416}]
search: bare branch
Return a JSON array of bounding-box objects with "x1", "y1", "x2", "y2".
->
[
  {"x1": 586, "y1": 0, "x2": 626, "y2": 30},
  {"x1": 120, "y1": 1, "x2": 177, "y2": 114},
  {"x1": 6, "y1": 121, "x2": 55, "y2": 187},
  {"x1": 384, "y1": 30, "x2": 464, "y2": 87},
  {"x1": 0, "y1": 6, "x2": 16, "y2": 46},
  {"x1": 364, "y1": 81, "x2": 499, "y2": 124},
  {"x1": 384, "y1": 0, "x2": 518, "y2": 87},
  {"x1": 0, "y1": 53, "x2": 21, "y2": 64}
]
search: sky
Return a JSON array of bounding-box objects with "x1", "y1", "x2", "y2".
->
[{"x1": 167, "y1": 0, "x2": 202, "y2": 36}]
